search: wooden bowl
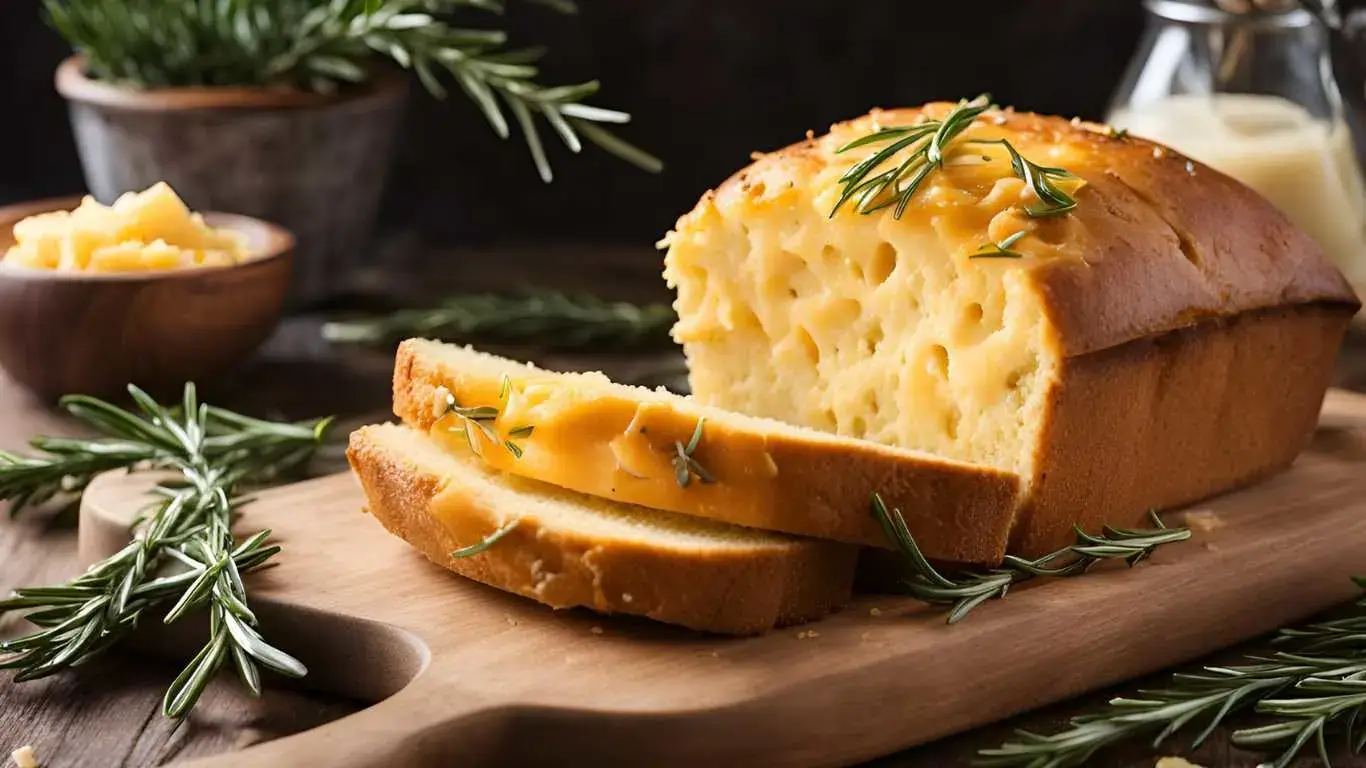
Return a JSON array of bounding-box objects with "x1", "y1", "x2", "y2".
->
[{"x1": 0, "y1": 196, "x2": 293, "y2": 403}]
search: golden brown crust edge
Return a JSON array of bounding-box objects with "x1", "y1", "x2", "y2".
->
[
  {"x1": 392, "y1": 339, "x2": 1023, "y2": 565},
  {"x1": 695, "y1": 105, "x2": 1360, "y2": 360},
  {"x1": 346, "y1": 426, "x2": 857, "y2": 635},
  {"x1": 1009, "y1": 303, "x2": 1351, "y2": 556}
]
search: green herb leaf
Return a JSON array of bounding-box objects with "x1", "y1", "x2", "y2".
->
[
  {"x1": 0, "y1": 384, "x2": 330, "y2": 720},
  {"x1": 322, "y1": 290, "x2": 677, "y2": 350},
  {"x1": 871, "y1": 496, "x2": 1188, "y2": 624},
  {"x1": 671, "y1": 418, "x2": 714, "y2": 488},
  {"x1": 450, "y1": 518, "x2": 520, "y2": 558},
  {"x1": 42, "y1": 0, "x2": 659, "y2": 181}
]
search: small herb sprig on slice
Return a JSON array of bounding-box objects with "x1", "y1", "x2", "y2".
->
[
  {"x1": 978, "y1": 578, "x2": 1366, "y2": 768},
  {"x1": 437, "y1": 377, "x2": 534, "y2": 458},
  {"x1": 871, "y1": 494, "x2": 1189, "y2": 624},
  {"x1": 671, "y1": 418, "x2": 714, "y2": 488},
  {"x1": 323, "y1": 291, "x2": 677, "y2": 351},
  {"x1": 0, "y1": 385, "x2": 332, "y2": 718},
  {"x1": 832, "y1": 95, "x2": 1082, "y2": 221},
  {"x1": 450, "y1": 518, "x2": 520, "y2": 559}
]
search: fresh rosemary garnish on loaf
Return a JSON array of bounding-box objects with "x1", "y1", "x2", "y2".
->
[
  {"x1": 831, "y1": 95, "x2": 993, "y2": 219},
  {"x1": 871, "y1": 494, "x2": 1189, "y2": 624},
  {"x1": 671, "y1": 418, "x2": 715, "y2": 488},
  {"x1": 323, "y1": 290, "x2": 677, "y2": 351},
  {"x1": 450, "y1": 518, "x2": 520, "y2": 559},
  {"x1": 831, "y1": 94, "x2": 1081, "y2": 221},
  {"x1": 968, "y1": 139, "x2": 1079, "y2": 218},
  {"x1": 969, "y1": 230, "x2": 1028, "y2": 259},
  {"x1": 978, "y1": 577, "x2": 1366, "y2": 768},
  {"x1": 0, "y1": 385, "x2": 331, "y2": 718}
]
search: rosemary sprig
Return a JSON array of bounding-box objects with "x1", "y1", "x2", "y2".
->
[
  {"x1": 0, "y1": 385, "x2": 331, "y2": 718},
  {"x1": 436, "y1": 380, "x2": 533, "y2": 458},
  {"x1": 871, "y1": 494, "x2": 1189, "y2": 624},
  {"x1": 450, "y1": 518, "x2": 520, "y2": 558},
  {"x1": 969, "y1": 230, "x2": 1028, "y2": 260},
  {"x1": 978, "y1": 579, "x2": 1366, "y2": 768},
  {"x1": 969, "y1": 139, "x2": 1079, "y2": 218},
  {"x1": 323, "y1": 290, "x2": 677, "y2": 351},
  {"x1": 831, "y1": 94, "x2": 993, "y2": 219},
  {"x1": 671, "y1": 417, "x2": 714, "y2": 488},
  {"x1": 45, "y1": 0, "x2": 660, "y2": 182},
  {"x1": 832, "y1": 94, "x2": 1081, "y2": 221}
]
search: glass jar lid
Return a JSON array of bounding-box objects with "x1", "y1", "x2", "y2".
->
[{"x1": 1146, "y1": 0, "x2": 1313, "y2": 27}]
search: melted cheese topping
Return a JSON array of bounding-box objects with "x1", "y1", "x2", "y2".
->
[
  {"x1": 427, "y1": 372, "x2": 787, "y2": 526},
  {"x1": 664, "y1": 108, "x2": 1076, "y2": 475}
]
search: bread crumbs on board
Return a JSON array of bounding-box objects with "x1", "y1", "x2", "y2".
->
[
  {"x1": 1155, "y1": 758, "x2": 1204, "y2": 768},
  {"x1": 10, "y1": 745, "x2": 39, "y2": 768},
  {"x1": 1183, "y1": 510, "x2": 1224, "y2": 533},
  {"x1": 590, "y1": 626, "x2": 604, "y2": 635}
]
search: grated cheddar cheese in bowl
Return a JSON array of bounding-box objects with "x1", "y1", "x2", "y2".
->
[{"x1": 2, "y1": 182, "x2": 250, "y2": 272}]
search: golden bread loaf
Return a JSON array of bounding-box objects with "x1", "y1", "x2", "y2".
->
[{"x1": 663, "y1": 101, "x2": 1360, "y2": 558}]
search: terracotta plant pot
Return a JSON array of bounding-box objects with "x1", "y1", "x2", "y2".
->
[{"x1": 54, "y1": 56, "x2": 407, "y2": 305}]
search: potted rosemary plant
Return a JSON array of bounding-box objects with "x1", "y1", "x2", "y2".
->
[{"x1": 45, "y1": 0, "x2": 659, "y2": 303}]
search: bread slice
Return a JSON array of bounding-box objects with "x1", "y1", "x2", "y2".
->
[
  {"x1": 391, "y1": 338, "x2": 1021, "y2": 564},
  {"x1": 347, "y1": 423, "x2": 858, "y2": 635},
  {"x1": 662, "y1": 101, "x2": 1359, "y2": 557}
]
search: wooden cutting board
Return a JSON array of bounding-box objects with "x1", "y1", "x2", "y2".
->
[{"x1": 75, "y1": 390, "x2": 1366, "y2": 768}]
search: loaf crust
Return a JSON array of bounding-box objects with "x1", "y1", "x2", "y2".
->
[
  {"x1": 347, "y1": 425, "x2": 858, "y2": 635},
  {"x1": 1012, "y1": 304, "x2": 1350, "y2": 554},
  {"x1": 700, "y1": 105, "x2": 1359, "y2": 356},
  {"x1": 392, "y1": 339, "x2": 1023, "y2": 563}
]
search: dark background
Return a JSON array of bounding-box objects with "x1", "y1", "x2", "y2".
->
[{"x1": 0, "y1": 0, "x2": 1145, "y2": 247}]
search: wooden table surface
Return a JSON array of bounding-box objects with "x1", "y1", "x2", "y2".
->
[{"x1": 2, "y1": 246, "x2": 1364, "y2": 768}]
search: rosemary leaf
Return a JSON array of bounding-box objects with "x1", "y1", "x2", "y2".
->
[
  {"x1": 450, "y1": 518, "x2": 521, "y2": 558},
  {"x1": 871, "y1": 495, "x2": 1189, "y2": 624},
  {"x1": 671, "y1": 418, "x2": 714, "y2": 488},
  {"x1": 42, "y1": 0, "x2": 659, "y2": 180},
  {"x1": 322, "y1": 290, "x2": 677, "y2": 350},
  {"x1": 0, "y1": 384, "x2": 330, "y2": 720},
  {"x1": 833, "y1": 95, "x2": 1081, "y2": 221}
]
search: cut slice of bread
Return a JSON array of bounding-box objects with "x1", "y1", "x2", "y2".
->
[
  {"x1": 347, "y1": 423, "x2": 858, "y2": 635},
  {"x1": 391, "y1": 338, "x2": 1021, "y2": 565}
]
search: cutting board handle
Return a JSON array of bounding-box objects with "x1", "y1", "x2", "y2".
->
[{"x1": 183, "y1": 676, "x2": 509, "y2": 767}]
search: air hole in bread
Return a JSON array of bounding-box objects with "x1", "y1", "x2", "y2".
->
[
  {"x1": 870, "y1": 242, "x2": 897, "y2": 284},
  {"x1": 964, "y1": 302, "x2": 984, "y2": 326},
  {"x1": 928, "y1": 344, "x2": 949, "y2": 378},
  {"x1": 944, "y1": 405, "x2": 961, "y2": 440},
  {"x1": 850, "y1": 415, "x2": 869, "y2": 438},
  {"x1": 861, "y1": 325, "x2": 885, "y2": 354},
  {"x1": 824, "y1": 298, "x2": 863, "y2": 329},
  {"x1": 795, "y1": 325, "x2": 820, "y2": 365}
]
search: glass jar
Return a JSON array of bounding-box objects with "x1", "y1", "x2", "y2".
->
[{"x1": 1107, "y1": 0, "x2": 1366, "y2": 298}]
